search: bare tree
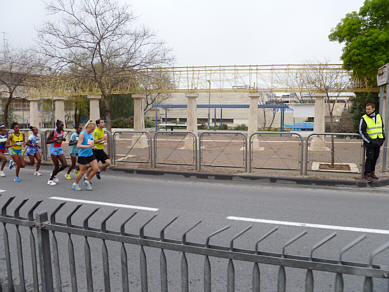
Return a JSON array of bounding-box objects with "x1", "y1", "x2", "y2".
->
[
  {"x1": 0, "y1": 45, "x2": 43, "y2": 127},
  {"x1": 301, "y1": 62, "x2": 350, "y2": 167},
  {"x1": 37, "y1": 0, "x2": 172, "y2": 131}
]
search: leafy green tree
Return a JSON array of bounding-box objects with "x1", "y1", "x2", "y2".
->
[
  {"x1": 100, "y1": 94, "x2": 134, "y2": 121},
  {"x1": 329, "y1": 0, "x2": 389, "y2": 130},
  {"x1": 329, "y1": 0, "x2": 389, "y2": 83}
]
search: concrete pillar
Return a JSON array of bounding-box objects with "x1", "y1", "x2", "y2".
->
[
  {"x1": 54, "y1": 97, "x2": 66, "y2": 124},
  {"x1": 88, "y1": 95, "x2": 101, "y2": 122},
  {"x1": 310, "y1": 93, "x2": 329, "y2": 151},
  {"x1": 131, "y1": 94, "x2": 147, "y2": 148},
  {"x1": 28, "y1": 98, "x2": 42, "y2": 128},
  {"x1": 132, "y1": 94, "x2": 146, "y2": 131},
  {"x1": 248, "y1": 93, "x2": 263, "y2": 151},
  {"x1": 180, "y1": 93, "x2": 199, "y2": 150},
  {"x1": 248, "y1": 94, "x2": 259, "y2": 138},
  {"x1": 186, "y1": 93, "x2": 199, "y2": 135}
]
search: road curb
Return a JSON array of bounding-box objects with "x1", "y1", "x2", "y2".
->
[{"x1": 109, "y1": 166, "x2": 389, "y2": 188}]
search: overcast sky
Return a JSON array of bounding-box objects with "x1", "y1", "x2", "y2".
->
[{"x1": 0, "y1": 0, "x2": 364, "y2": 66}]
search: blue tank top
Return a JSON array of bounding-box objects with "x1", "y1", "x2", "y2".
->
[
  {"x1": 27, "y1": 134, "x2": 39, "y2": 152},
  {"x1": 78, "y1": 130, "x2": 93, "y2": 157},
  {"x1": 0, "y1": 134, "x2": 8, "y2": 150}
]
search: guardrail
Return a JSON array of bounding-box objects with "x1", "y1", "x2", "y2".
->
[
  {"x1": 1, "y1": 196, "x2": 389, "y2": 291},
  {"x1": 41, "y1": 129, "x2": 74, "y2": 161},
  {"x1": 305, "y1": 133, "x2": 364, "y2": 177},
  {"x1": 112, "y1": 130, "x2": 152, "y2": 167},
  {"x1": 153, "y1": 131, "x2": 198, "y2": 170},
  {"x1": 249, "y1": 132, "x2": 304, "y2": 175},
  {"x1": 199, "y1": 131, "x2": 248, "y2": 172}
]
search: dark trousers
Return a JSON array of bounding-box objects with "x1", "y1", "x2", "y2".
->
[{"x1": 364, "y1": 145, "x2": 380, "y2": 174}]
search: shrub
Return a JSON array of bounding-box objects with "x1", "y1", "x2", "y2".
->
[
  {"x1": 234, "y1": 124, "x2": 248, "y2": 131},
  {"x1": 217, "y1": 124, "x2": 228, "y2": 130},
  {"x1": 112, "y1": 117, "x2": 134, "y2": 128}
]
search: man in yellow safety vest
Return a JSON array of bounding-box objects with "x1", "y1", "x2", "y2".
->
[{"x1": 359, "y1": 103, "x2": 385, "y2": 182}]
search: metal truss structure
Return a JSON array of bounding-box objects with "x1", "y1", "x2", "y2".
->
[{"x1": 26, "y1": 64, "x2": 379, "y2": 97}]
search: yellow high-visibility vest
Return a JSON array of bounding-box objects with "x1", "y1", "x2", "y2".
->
[{"x1": 362, "y1": 114, "x2": 383, "y2": 139}]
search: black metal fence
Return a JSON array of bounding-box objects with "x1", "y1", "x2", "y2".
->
[{"x1": 1, "y1": 196, "x2": 389, "y2": 291}]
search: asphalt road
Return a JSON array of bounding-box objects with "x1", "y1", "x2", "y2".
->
[{"x1": 1, "y1": 166, "x2": 389, "y2": 291}]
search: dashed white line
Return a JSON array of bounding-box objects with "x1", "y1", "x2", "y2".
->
[
  {"x1": 50, "y1": 196, "x2": 159, "y2": 212},
  {"x1": 227, "y1": 216, "x2": 389, "y2": 235},
  {"x1": 0, "y1": 189, "x2": 6, "y2": 193}
]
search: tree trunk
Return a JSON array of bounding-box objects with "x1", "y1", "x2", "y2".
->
[
  {"x1": 103, "y1": 94, "x2": 112, "y2": 155},
  {"x1": 103, "y1": 95, "x2": 112, "y2": 132},
  {"x1": 329, "y1": 112, "x2": 335, "y2": 167},
  {"x1": 3, "y1": 96, "x2": 13, "y2": 128},
  {"x1": 74, "y1": 102, "x2": 79, "y2": 126}
]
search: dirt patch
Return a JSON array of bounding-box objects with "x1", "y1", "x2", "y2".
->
[{"x1": 319, "y1": 163, "x2": 351, "y2": 171}]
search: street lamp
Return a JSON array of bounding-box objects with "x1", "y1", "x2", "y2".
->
[{"x1": 207, "y1": 80, "x2": 211, "y2": 129}]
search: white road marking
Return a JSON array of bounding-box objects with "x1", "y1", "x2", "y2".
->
[
  {"x1": 50, "y1": 196, "x2": 159, "y2": 212},
  {"x1": 227, "y1": 216, "x2": 389, "y2": 235},
  {"x1": 0, "y1": 189, "x2": 6, "y2": 193}
]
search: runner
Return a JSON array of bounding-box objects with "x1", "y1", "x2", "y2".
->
[
  {"x1": 0, "y1": 125, "x2": 8, "y2": 177},
  {"x1": 47, "y1": 120, "x2": 68, "y2": 185},
  {"x1": 6, "y1": 122, "x2": 25, "y2": 182},
  {"x1": 93, "y1": 119, "x2": 111, "y2": 179},
  {"x1": 65, "y1": 124, "x2": 82, "y2": 180},
  {"x1": 72, "y1": 120, "x2": 99, "y2": 191},
  {"x1": 25, "y1": 126, "x2": 42, "y2": 176}
]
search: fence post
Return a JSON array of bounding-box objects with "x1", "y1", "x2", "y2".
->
[{"x1": 36, "y1": 212, "x2": 54, "y2": 292}]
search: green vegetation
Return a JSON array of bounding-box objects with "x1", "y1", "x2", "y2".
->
[
  {"x1": 234, "y1": 124, "x2": 248, "y2": 131},
  {"x1": 329, "y1": 0, "x2": 389, "y2": 83},
  {"x1": 329, "y1": 0, "x2": 389, "y2": 130}
]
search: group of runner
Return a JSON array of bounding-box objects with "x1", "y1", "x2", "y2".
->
[{"x1": 0, "y1": 118, "x2": 110, "y2": 191}]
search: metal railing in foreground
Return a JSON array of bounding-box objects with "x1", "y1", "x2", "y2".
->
[
  {"x1": 1, "y1": 197, "x2": 389, "y2": 292},
  {"x1": 249, "y1": 132, "x2": 304, "y2": 175},
  {"x1": 305, "y1": 133, "x2": 364, "y2": 177},
  {"x1": 112, "y1": 130, "x2": 152, "y2": 167}
]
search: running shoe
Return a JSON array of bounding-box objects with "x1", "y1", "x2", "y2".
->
[
  {"x1": 72, "y1": 183, "x2": 81, "y2": 191},
  {"x1": 96, "y1": 171, "x2": 101, "y2": 180},
  {"x1": 83, "y1": 176, "x2": 92, "y2": 185},
  {"x1": 53, "y1": 177, "x2": 59, "y2": 183},
  {"x1": 14, "y1": 177, "x2": 21, "y2": 183},
  {"x1": 9, "y1": 160, "x2": 14, "y2": 170},
  {"x1": 34, "y1": 171, "x2": 42, "y2": 176},
  {"x1": 65, "y1": 173, "x2": 72, "y2": 180},
  {"x1": 83, "y1": 180, "x2": 93, "y2": 191},
  {"x1": 0, "y1": 171, "x2": 5, "y2": 177},
  {"x1": 47, "y1": 180, "x2": 56, "y2": 186}
]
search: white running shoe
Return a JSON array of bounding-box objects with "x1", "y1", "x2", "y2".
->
[
  {"x1": 83, "y1": 180, "x2": 93, "y2": 191},
  {"x1": 72, "y1": 183, "x2": 81, "y2": 191},
  {"x1": 47, "y1": 180, "x2": 57, "y2": 186},
  {"x1": 34, "y1": 171, "x2": 42, "y2": 176},
  {"x1": 53, "y1": 177, "x2": 59, "y2": 183},
  {"x1": 0, "y1": 171, "x2": 5, "y2": 177}
]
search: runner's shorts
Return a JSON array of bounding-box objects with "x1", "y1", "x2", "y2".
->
[
  {"x1": 25, "y1": 147, "x2": 39, "y2": 156},
  {"x1": 78, "y1": 155, "x2": 96, "y2": 165},
  {"x1": 49, "y1": 147, "x2": 64, "y2": 156},
  {"x1": 93, "y1": 149, "x2": 108, "y2": 163},
  {"x1": 9, "y1": 148, "x2": 22, "y2": 156}
]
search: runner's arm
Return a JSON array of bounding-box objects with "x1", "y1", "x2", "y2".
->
[
  {"x1": 77, "y1": 133, "x2": 94, "y2": 149},
  {"x1": 5, "y1": 134, "x2": 12, "y2": 148},
  {"x1": 46, "y1": 131, "x2": 55, "y2": 144}
]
